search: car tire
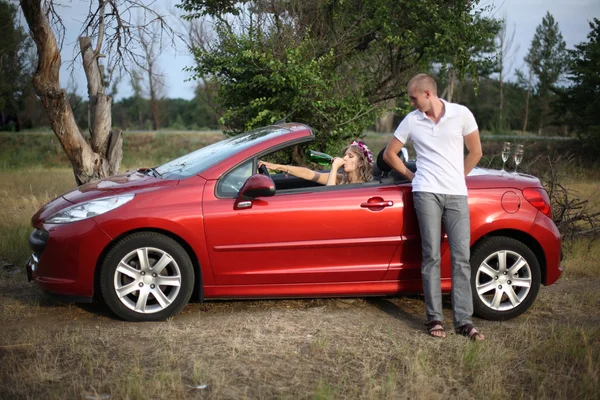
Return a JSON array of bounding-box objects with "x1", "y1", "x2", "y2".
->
[
  {"x1": 100, "y1": 232, "x2": 194, "y2": 322},
  {"x1": 470, "y1": 236, "x2": 541, "y2": 321}
]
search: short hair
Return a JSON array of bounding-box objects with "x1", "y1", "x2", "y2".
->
[{"x1": 408, "y1": 74, "x2": 437, "y2": 96}]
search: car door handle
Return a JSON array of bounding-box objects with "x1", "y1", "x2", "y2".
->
[{"x1": 360, "y1": 200, "x2": 393, "y2": 208}]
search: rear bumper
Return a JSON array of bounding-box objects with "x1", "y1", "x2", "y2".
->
[{"x1": 529, "y1": 213, "x2": 563, "y2": 285}]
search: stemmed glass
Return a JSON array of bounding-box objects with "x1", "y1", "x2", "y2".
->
[
  {"x1": 513, "y1": 144, "x2": 524, "y2": 175},
  {"x1": 501, "y1": 142, "x2": 511, "y2": 175}
]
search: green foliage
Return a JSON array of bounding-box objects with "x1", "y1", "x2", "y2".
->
[
  {"x1": 185, "y1": 0, "x2": 500, "y2": 151},
  {"x1": 193, "y1": 26, "x2": 373, "y2": 152},
  {"x1": 0, "y1": 0, "x2": 33, "y2": 131},
  {"x1": 524, "y1": 12, "x2": 567, "y2": 133},
  {"x1": 525, "y1": 12, "x2": 567, "y2": 97},
  {"x1": 555, "y1": 18, "x2": 600, "y2": 151}
]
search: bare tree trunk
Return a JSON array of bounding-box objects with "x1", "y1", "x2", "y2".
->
[
  {"x1": 499, "y1": 70, "x2": 504, "y2": 124},
  {"x1": 447, "y1": 67, "x2": 456, "y2": 103},
  {"x1": 497, "y1": 17, "x2": 519, "y2": 129},
  {"x1": 149, "y1": 76, "x2": 160, "y2": 130},
  {"x1": 139, "y1": 24, "x2": 163, "y2": 131},
  {"x1": 375, "y1": 98, "x2": 395, "y2": 133},
  {"x1": 80, "y1": 36, "x2": 123, "y2": 176},
  {"x1": 522, "y1": 85, "x2": 530, "y2": 134},
  {"x1": 538, "y1": 97, "x2": 549, "y2": 136},
  {"x1": 20, "y1": 0, "x2": 122, "y2": 185},
  {"x1": 446, "y1": 55, "x2": 457, "y2": 103}
]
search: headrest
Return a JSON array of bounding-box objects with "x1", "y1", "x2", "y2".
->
[{"x1": 377, "y1": 147, "x2": 406, "y2": 172}]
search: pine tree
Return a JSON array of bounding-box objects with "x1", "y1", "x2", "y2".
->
[{"x1": 524, "y1": 12, "x2": 567, "y2": 135}]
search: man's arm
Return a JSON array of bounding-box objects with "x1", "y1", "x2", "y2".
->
[
  {"x1": 383, "y1": 138, "x2": 415, "y2": 181},
  {"x1": 464, "y1": 129, "x2": 482, "y2": 176}
]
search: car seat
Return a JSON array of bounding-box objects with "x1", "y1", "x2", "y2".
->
[{"x1": 372, "y1": 148, "x2": 416, "y2": 182}]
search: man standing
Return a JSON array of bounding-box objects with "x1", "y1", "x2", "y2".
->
[{"x1": 384, "y1": 73, "x2": 484, "y2": 340}]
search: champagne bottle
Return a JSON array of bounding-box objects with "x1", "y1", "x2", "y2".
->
[{"x1": 306, "y1": 149, "x2": 334, "y2": 165}]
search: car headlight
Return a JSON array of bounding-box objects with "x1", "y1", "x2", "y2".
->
[{"x1": 46, "y1": 194, "x2": 135, "y2": 224}]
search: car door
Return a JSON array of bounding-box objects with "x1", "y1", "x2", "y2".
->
[{"x1": 202, "y1": 177, "x2": 407, "y2": 285}]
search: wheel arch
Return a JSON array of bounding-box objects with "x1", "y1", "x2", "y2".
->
[
  {"x1": 93, "y1": 228, "x2": 204, "y2": 303},
  {"x1": 471, "y1": 229, "x2": 548, "y2": 285}
]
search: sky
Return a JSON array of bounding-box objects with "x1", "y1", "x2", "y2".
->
[{"x1": 43, "y1": 0, "x2": 600, "y2": 101}]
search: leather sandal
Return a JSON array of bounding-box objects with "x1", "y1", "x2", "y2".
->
[
  {"x1": 455, "y1": 324, "x2": 485, "y2": 341},
  {"x1": 426, "y1": 320, "x2": 447, "y2": 338}
]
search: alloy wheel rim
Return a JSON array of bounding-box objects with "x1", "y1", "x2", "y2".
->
[
  {"x1": 475, "y1": 249, "x2": 532, "y2": 311},
  {"x1": 113, "y1": 247, "x2": 182, "y2": 314}
]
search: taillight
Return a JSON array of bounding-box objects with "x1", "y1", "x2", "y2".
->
[{"x1": 523, "y1": 187, "x2": 552, "y2": 218}]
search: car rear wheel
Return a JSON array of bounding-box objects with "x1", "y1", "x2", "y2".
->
[
  {"x1": 470, "y1": 236, "x2": 541, "y2": 321},
  {"x1": 100, "y1": 232, "x2": 194, "y2": 322}
]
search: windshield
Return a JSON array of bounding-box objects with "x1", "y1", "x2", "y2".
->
[{"x1": 155, "y1": 126, "x2": 291, "y2": 179}]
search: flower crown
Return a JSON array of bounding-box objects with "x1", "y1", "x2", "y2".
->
[{"x1": 349, "y1": 140, "x2": 374, "y2": 163}]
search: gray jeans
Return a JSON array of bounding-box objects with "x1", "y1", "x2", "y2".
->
[{"x1": 412, "y1": 192, "x2": 473, "y2": 328}]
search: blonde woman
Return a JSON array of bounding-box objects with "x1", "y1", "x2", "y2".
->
[{"x1": 258, "y1": 140, "x2": 373, "y2": 186}]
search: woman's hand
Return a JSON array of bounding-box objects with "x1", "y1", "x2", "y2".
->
[
  {"x1": 258, "y1": 160, "x2": 280, "y2": 172},
  {"x1": 331, "y1": 157, "x2": 345, "y2": 170}
]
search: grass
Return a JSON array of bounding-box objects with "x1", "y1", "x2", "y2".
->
[
  {"x1": 0, "y1": 292, "x2": 598, "y2": 399},
  {"x1": 0, "y1": 168, "x2": 75, "y2": 267},
  {"x1": 0, "y1": 131, "x2": 599, "y2": 399}
]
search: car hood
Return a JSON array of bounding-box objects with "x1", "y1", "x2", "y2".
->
[
  {"x1": 31, "y1": 170, "x2": 186, "y2": 227},
  {"x1": 32, "y1": 170, "x2": 179, "y2": 225},
  {"x1": 62, "y1": 170, "x2": 179, "y2": 204}
]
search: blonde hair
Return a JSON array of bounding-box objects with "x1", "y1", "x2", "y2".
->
[
  {"x1": 339, "y1": 144, "x2": 373, "y2": 184},
  {"x1": 408, "y1": 73, "x2": 438, "y2": 96}
]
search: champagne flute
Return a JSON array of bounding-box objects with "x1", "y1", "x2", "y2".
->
[
  {"x1": 501, "y1": 142, "x2": 511, "y2": 174},
  {"x1": 513, "y1": 144, "x2": 524, "y2": 175}
]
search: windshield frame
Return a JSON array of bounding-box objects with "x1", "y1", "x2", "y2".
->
[{"x1": 154, "y1": 126, "x2": 294, "y2": 180}]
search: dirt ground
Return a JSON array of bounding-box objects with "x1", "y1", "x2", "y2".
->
[{"x1": 1, "y1": 264, "x2": 599, "y2": 399}]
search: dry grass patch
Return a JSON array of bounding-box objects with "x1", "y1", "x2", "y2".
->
[
  {"x1": 0, "y1": 293, "x2": 598, "y2": 399},
  {"x1": 0, "y1": 168, "x2": 75, "y2": 267},
  {"x1": 562, "y1": 238, "x2": 600, "y2": 278}
]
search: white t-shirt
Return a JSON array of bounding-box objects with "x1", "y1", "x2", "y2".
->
[{"x1": 393, "y1": 100, "x2": 478, "y2": 196}]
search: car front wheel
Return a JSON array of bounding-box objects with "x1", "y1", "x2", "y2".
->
[
  {"x1": 100, "y1": 232, "x2": 194, "y2": 322},
  {"x1": 470, "y1": 236, "x2": 541, "y2": 321}
]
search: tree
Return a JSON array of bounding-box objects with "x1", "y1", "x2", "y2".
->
[
  {"x1": 524, "y1": 12, "x2": 567, "y2": 135},
  {"x1": 180, "y1": 0, "x2": 499, "y2": 153},
  {"x1": 556, "y1": 18, "x2": 600, "y2": 144},
  {"x1": 138, "y1": 24, "x2": 166, "y2": 131},
  {"x1": 19, "y1": 0, "x2": 176, "y2": 184},
  {"x1": 496, "y1": 15, "x2": 519, "y2": 127},
  {"x1": 515, "y1": 66, "x2": 534, "y2": 133},
  {"x1": 0, "y1": 0, "x2": 32, "y2": 131},
  {"x1": 438, "y1": 15, "x2": 500, "y2": 103}
]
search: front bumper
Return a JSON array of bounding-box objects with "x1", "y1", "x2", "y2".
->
[{"x1": 25, "y1": 219, "x2": 113, "y2": 299}]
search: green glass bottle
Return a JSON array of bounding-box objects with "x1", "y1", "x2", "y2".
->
[{"x1": 306, "y1": 149, "x2": 334, "y2": 165}]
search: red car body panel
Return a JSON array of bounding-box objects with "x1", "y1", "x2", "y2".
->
[
  {"x1": 529, "y1": 212, "x2": 563, "y2": 285},
  {"x1": 31, "y1": 220, "x2": 112, "y2": 297},
  {"x1": 202, "y1": 181, "x2": 406, "y2": 286},
  {"x1": 26, "y1": 123, "x2": 563, "y2": 308}
]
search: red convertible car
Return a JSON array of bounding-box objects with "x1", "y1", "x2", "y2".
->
[{"x1": 26, "y1": 123, "x2": 563, "y2": 321}]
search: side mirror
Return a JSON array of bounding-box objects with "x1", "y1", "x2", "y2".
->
[{"x1": 234, "y1": 174, "x2": 275, "y2": 210}]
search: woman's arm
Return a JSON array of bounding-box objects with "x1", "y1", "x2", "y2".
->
[
  {"x1": 258, "y1": 160, "x2": 329, "y2": 185},
  {"x1": 325, "y1": 157, "x2": 345, "y2": 186}
]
